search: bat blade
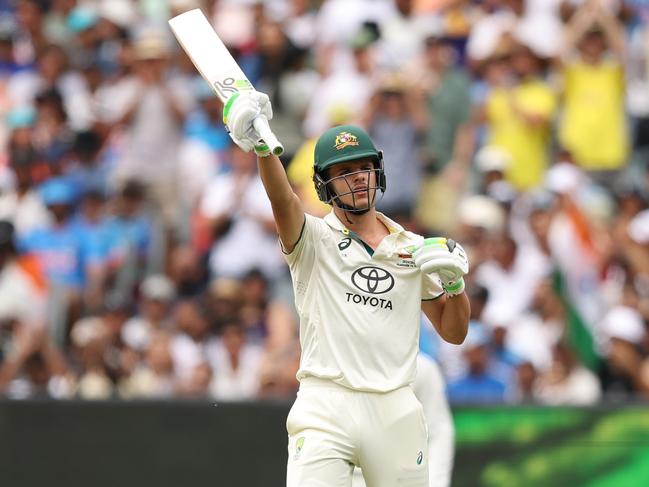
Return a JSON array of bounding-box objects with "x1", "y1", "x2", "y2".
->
[
  {"x1": 168, "y1": 9, "x2": 284, "y2": 155},
  {"x1": 168, "y1": 9, "x2": 252, "y2": 102}
]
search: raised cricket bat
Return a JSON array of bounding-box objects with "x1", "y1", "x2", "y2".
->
[{"x1": 169, "y1": 9, "x2": 283, "y2": 155}]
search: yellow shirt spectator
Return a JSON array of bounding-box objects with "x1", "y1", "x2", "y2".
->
[
  {"x1": 560, "y1": 60, "x2": 627, "y2": 170},
  {"x1": 287, "y1": 138, "x2": 330, "y2": 216},
  {"x1": 486, "y1": 79, "x2": 557, "y2": 190}
]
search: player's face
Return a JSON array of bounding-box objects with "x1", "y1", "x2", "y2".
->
[{"x1": 327, "y1": 159, "x2": 377, "y2": 209}]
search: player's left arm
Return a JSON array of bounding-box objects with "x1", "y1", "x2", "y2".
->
[
  {"x1": 421, "y1": 293, "x2": 470, "y2": 345},
  {"x1": 413, "y1": 238, "x2": 470, "y2": 345}
]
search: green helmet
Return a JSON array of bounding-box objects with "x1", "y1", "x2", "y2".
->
[{"x1": 312, "y1": 125, "x2": 386, "y2": 204}]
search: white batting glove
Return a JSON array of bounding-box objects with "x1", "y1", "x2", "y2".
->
[
  {"x1": 222, "y1": 91, "x2": 273, "y2": 156},
  {"x1": 411, "y1": 238, "x2": 469, "y2": 296}
]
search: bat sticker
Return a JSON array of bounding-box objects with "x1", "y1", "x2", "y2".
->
[{"x1": 214, "y1": 78, "x2": 253, "y2": 98}]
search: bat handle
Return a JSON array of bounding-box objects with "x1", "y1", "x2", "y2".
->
[{"x1": 253, "y1": 116, "x2": 284, "y2": 156}]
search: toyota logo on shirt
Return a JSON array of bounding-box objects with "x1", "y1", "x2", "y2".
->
[{"x1": 351, "y1": 266, "x2": 395, "y2": 294}]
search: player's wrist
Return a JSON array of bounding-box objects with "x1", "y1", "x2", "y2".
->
[
  {"x1": 442, "y1": 277, "x2": 465, "y2": 296},
  {"x1": 254, "y1": 142, "x2": 271, "y2": 157}
]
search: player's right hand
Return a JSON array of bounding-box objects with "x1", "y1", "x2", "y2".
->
[{"x1": 223, "y1": 91, "x2": 273, "y2": 156}]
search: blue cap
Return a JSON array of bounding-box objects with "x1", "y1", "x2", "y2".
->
[
  {"x1": 6, "y1": 106, "x2": 36, "y2": 129},
  {"x1": 39, "y1": 178, "x2": 78, "y2": 206},
  {"x1": 67, "y1": 7, "x2": 98, "y2": 33}
]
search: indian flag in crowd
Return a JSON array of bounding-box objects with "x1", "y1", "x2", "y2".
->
[{"x1": 548, "y1": 198, "x2": 604, "y2": 371}]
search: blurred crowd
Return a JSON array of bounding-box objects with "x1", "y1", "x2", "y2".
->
[{"x1": 0, "y1": 0, "x2": 649, "y2": 405}]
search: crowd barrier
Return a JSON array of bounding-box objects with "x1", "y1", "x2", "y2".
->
[{"x1": 1, "y1": 400, "x2": 648, "y2": 486}]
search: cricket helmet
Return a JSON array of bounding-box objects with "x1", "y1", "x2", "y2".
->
[{"x1": 312, "y1": 125, "x2": 386, "y2": 206}]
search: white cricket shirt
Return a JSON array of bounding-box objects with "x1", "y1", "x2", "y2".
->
[{"x1": 284, "y1": 211, "x2": 443, "y2": 392}]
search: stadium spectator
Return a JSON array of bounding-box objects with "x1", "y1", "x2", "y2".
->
[
  {"x1": 200, "y1": 147, "x2": 283, "y2": 280},
  {"x1": 119, "y1": 330, "x2": 175, "y2": 399},
  {"x1": 365, "y1": 72, "x2": 428, "y2": 222},
  {"x1": 207, "y1": 321, "x2": 263, "y2": 401},
  {"x1": 560, "y1": 0, "x2": 628, "y2": 174},
  {"x1": 0, "y1": 0, "x2": 647, "y2": 409},
  {"x1": 446, "y1": 323, "x2": 507, "y2": 404},
  {"x1": 535, "y1": 341, "x2": 602, "y2": 405},
  {"x1": 121, "y1": 274, "x2": 176, "y2": 353},
  {"x1": 0, "y1": 114, "x2": 51, "y2": 237}
]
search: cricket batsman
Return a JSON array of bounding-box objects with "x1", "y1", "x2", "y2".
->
[{"x1": 224, "y1": 91, "x2": 470, "y2": 487}]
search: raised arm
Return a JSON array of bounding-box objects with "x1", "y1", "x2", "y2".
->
[
  {"x1": 257, "y1": 153, "x2": 305, "y2": 253},
  {"x1": 223, "y1": 91, "x2": 305, "y2": 252}
]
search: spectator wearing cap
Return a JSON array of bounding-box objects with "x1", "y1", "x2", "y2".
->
[
  {"x1": 560, "y1": 1, "x2": 628, "y2": 174},
  {"x1": 20, "y1": 177, "x2": 87, "y2": 333},
  {"x1": 93, "y1": 0, "x2": 136, "y2": 79},
  {"x1": 109, "y1": 27, "x2": 194, "y2": 233},
  {"x1": 121, "y1": 274, "x2": 176, "y2": 353},
  {"x1": 481, "y1": 39, "x2": 557, "y2": 190},
  {"x1": 453, "y1": 194, "x2": 506, "y2": 267},
  {"x1": 65, "y1": 6, "x2": 101, "y2": 70},
  {"x1": 364, "y1": 72, "x2": 427, "y2": 223},
  {"x1": 20, "y1": 177, "x2": 82, "y2": 283},
  {"x1": 70, "y1": 316, "x2": 114, "y2": 399},
  {"x1": 474, "y1": 144, "x2": 512, "y2": 191},
  {"x1": 597, "y1": 302, "x2": 648, "y2": 399}
]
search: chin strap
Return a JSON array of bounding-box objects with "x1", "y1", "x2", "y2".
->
[{"x1": 332, "y1": 199, "x2": 370, "y2": 225}]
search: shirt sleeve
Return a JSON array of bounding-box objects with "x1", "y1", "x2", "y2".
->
[
  {"x1": 282, "y1": 213, "x2": 325, "y2": 264},
  {"x1": 282, "y1": 214, "x2": 327, "y2": 312}
]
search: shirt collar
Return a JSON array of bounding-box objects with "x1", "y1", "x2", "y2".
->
[{"x1": 323, "y1": 210, "x2": 406, "y2": 235}]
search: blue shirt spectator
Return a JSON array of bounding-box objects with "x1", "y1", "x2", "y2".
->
[
  {"x1": 19, "y1": 178, "x2": 85, "y2": 289},
  {"x1": 20, "y1": 222, "x2": 86, "y2": 288},
  {"x1": 447, "y1": 372, "x2": 507, "y2": 404},
  {"x1": 446, "y1": 322, "x2": 508, "y2": 404}
]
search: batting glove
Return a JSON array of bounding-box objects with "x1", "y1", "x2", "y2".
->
[
  {"x1": 411, "y1": 238, "x2": 469, "y2": 296},
  {"x1": 223, "y1": 91, "x2": 273, "y2": 156}
]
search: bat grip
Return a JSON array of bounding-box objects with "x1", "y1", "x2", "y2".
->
[{"x1": 253, "y1": 116, "x2": 284, "y2": 156}]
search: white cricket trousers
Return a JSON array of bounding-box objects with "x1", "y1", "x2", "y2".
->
[{"x1": 286, "y1": 377, "x2": 429, "y2": 487}]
